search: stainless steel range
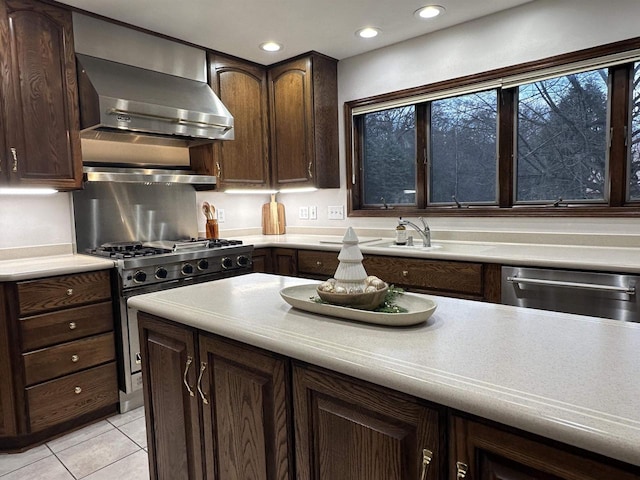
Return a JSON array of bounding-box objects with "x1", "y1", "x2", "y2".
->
[
  {"x1": 88, "y1": 238, "x2": 252, "y2": 412},
  {"x1": 73, "y1": 181, "x2": 253, "y2": 412}
]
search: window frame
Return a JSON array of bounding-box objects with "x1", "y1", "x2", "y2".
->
[{"x1": 345, "y1": 37, "x2": 640, "y2": 217}]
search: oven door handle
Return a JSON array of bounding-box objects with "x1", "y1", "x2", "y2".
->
[
  {"x1": 183, "y1": 356, "x2": 196, "y2": 397},
  {"x1": 507, "y1": 276, "x2": 636, "y2": 295}
]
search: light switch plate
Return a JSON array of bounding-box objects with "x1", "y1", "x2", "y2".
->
[
  {"x1": 299, "y1": 206, "x2": 309, "y2": 219},
  {"x1": 217, "y1": 209, "x2": 225, "y2": 223},
  {"x1": 309, "y1": 206, "x2": 317, "y2": 220},
  {"x1": 327, "y1": 205, "x2": 344, "y2": 220}
]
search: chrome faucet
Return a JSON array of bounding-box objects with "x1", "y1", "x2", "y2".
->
[{"x1": 398, "y1": 217, "x2": 431, "y2": 247}]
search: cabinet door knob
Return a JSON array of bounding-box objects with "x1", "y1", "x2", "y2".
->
[
  {"x1": 66, "y1": 288, "x2": 73, "y2": 296},
  {"x1": 74, "y1": 386, "x2": 82, "y2": 394},
  {"x1": 316, "y1": 261, "x2": 323, "y2": 267},
  {"x1": 69, "y1": 322, "x2": 77, "y2": 330},
  {"x1": 420, "y1": 449, "x2": 433, "y2": 480},
  {"x1": 71, "y1": 354, "x2": 79, "y2": 363},
  {"x1": 10, "y1": 147, "x2": 17, "y2": 172},
  {"x1": 183, "y1": 356, "x2": 195, "y2": 397},
  {"x1": 456, "y1": 462, "x2": 468, "y2": 479},
  {"x1": 197, "y1": 362, "x2": 210, "y2": 405},
  {"x1": 402, "y1": 270, "x2": 409, "y2": 277}
]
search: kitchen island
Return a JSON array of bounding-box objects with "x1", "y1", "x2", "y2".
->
[{"x1": 129, "y1": 273, "x2": 640, "y2": 479}]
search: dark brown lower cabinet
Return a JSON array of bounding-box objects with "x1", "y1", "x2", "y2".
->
[
  {"x1": 139, "y1": 311, "x2": 640, "y2": 480},
  {"x1": 138, "y1": 312, "x2": 292, "y2": 480},
  {"x1": 450, "y1": 414, "x2": 640, "y2": 480},
  {"x1": 293, "y1": 363, "x2": 444, "y2": 480}
]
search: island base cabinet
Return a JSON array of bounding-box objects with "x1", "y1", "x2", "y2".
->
[
  {"x1": 450, "y1": 415, "x2": 640, "y2": 480},
  {"x1": 293, "y1": 363, "x2": 444, "y2": 480},
  {"x1": 139, "y1": 312, "x2": 293, "y2": 480},
  {"x1": 138, "y1": 314, "x2": 203, "y2": 480},
  {"x1": 198, "y1": 334, "x2": 292, "y2": 480}
]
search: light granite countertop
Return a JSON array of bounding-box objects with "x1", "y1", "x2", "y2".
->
[
  {"x1": 236, "y1": 233, "x2": 640, "y2": 273},
  {"x1": 128, "y1": 273, "x2": 640, "y2": 467},
  {"x1": 0, "y1": 254, "x2": 115, "y2": 281}
]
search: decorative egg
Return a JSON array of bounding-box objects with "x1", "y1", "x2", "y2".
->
[
  {"x1": 365, "y1": 275, "x2": 379, "y2": 285},
  {"x1": 334, "y1": 286, "x2": 347, "y2": 293},
  {"x1": 349, "y1": 287, "x2": 364, "y2": 294},
  {"x1": 370, "y1": 278, "x2": 386, "y2": 289},
  {"x1": 364, "y1": 285, "x2": 377, "y2": 293}
]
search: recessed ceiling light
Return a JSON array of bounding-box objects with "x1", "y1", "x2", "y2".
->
[
  {"x1": 259, "y1": 41, "x2": 282, "y2": 52},
  {"x1": 414, "y1": 5, "x2": 445, "y2": 19},
  {"x1": 356, "y1": 27, "x2": 380, "y2": 39}
]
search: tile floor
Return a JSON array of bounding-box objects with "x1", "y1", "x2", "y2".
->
[{"x1": 0, "y1": 407, "x2": 149, "y2": 480}]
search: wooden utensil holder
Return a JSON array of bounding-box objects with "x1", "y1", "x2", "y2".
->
[{"x1": 206, "y1": 219, "x2": 219, "y2": 239}]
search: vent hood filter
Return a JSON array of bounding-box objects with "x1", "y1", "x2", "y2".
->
[{"x1": 77, "y1": 54, "x2": 234, "y2": 146}]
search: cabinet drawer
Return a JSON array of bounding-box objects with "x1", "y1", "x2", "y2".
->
[
  {"x1": 364, "y1": 256, "x2": 483, "y2": 295},
  {"x1": 27, "y1": 362, "x2": 118, "y2": 432},
  {"x1": 23, "y1": 332, "x2": 115, "y2": 386},
  {"x1": 298, "y1": 250, "x2": 339, "y2": 276},
  {"x1": 20, "y1": 301, "x2": 113, "y2": 351},
  {"x1": 17, "y1": 270, "x2": 111, "y2": 316}
]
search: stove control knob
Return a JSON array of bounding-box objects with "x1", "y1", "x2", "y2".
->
[
  {"x1": 181, "y1": 263, "x2": 194, "y2": 275},
  {"x1": 237, "y1": 255, "x2": 250, "y2": 267},
  {"x1": 133, "y1": 270, "x2": 147, "y2": 284},
  {"x1": 155, "y1": 267, "x2": 168, "y2": 279},
  {"x1": 221, "y1": 257, "x2": 233, "y2": 270},
  {"x1": 197, "y1": 259, "x2": 209, "y2": 271}
]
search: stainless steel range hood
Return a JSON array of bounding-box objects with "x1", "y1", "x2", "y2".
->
[{"x1": 77, "y1": 53, "x2": 234, "y2": 146}]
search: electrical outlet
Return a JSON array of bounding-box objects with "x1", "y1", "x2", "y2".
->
[
  {"x1": 327, "y1": 205, "x2": 344, "y2": 220},
  {"x1": 299, "y1": 206, "x2": 309, "y2": 219},
  {"x1": 309, "y1": 206, "x2": 317, "y2": 220},
  {"x1": 217, "y1": 208, "x2": 225, "y2": 223}
]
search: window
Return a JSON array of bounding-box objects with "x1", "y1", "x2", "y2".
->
[
  {"x1": 516, "y1": 70, "x2": 609, "y2": 203},
  {"x1": 430, "y1": 91, "x2": 498, "y2": 204},
  {"x1": 362, "y1": 106, "x2": 416, "y2": 207},
  {"x1": 347, "y1": 38, "x2": 640, "y2": 216},
  {"x1": 630, "y1": 61, "x2": 640, "y2": 200}
]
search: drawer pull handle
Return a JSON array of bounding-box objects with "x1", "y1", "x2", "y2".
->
[
  {"x1": 456, "y1": 462, "x2": 468, "y2": 479},
  {"x1": 74, "y1": 386, "x2": 82, "y2": 394},
  {"x1": 183, "y1": 356, "x2": 195, "y2": 397},
  {"x1": 66, "y1": 288, "x2": 73, "y2": 296},
  {"x1": 402, "y1": 270, "x2": 409, "y2": 277},
  {"x1": 197, "y1": 362, "x2": 210, "y2": 405},
  {"x1": 71, "y1": 354, "x2": 79, "y2": 363},
  {"x1": 316, "y1": 261, "x2": 323, "y2": 267},
  {"x1": 10, "y1": 147, "x2": 17, "y2": 172},
  {"x1": 69, "y1": 322, "x2": 77, "y2": 330},
  {"x1": 420, "y1": 448, "x2": 433, "y2": 480}
]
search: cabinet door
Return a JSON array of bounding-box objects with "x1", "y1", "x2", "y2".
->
[
  {"x1": 209, "y1": 54, "x2": 270, "y2": 190},
  {"x1": 0, "y1": 0, "x2": 82, "y2": 190},
  {"x1": 138, "y1": 313, "x2": 204, "y2": 480},
  {"x1": 198, "y1": 334, "x2": 292, "y2": 480},
  {"x1": 272, "y1": 248, "x2": 297, "y2": 276},
  {"x1": 268, "y1": 54, "x2": 339, "y2": 189},
  {"x1": 0, "y1": 284, "x2": 17, "y2": 436},
  {"x1": 450, "y1": 415, "x2": 640, "y2": 480},
  {"x1": 294, "y1": 364, "x2": 443, "y2": 480},
  {"x1": 252, "y1": 248, "x2": 273, "y2": 273}
]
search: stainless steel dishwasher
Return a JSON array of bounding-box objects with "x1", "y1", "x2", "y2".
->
[{"x1": 501, "y1": 266, "x2": 639, "y2": 322}]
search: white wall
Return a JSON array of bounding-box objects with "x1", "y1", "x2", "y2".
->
[{"x1": 3, "y1": 0, "x2": 640, "y2": 251}]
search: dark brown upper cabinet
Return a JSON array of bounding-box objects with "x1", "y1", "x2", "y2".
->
[
  {"x1": 268, "y1": 52, "x2": 339, "y2": 189},
  {"x1": 0, "y1": 0, "x2": 83, "y2": 190},
  {"x1": 206, "y1": 53, "x2": 271, "y2": 190}
]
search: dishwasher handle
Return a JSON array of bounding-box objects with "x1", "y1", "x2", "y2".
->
[{"x1": 506, "y1": 276, "x2": 636, "y2": 295}]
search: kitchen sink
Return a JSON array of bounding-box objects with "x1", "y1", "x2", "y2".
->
[{"x1": 368, "y1": 240, "x2": 494, "y2": 254}]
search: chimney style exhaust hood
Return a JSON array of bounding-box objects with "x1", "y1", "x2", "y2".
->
[{"x1": 76, "y1": 53, "x2": 234, "y2": 146}]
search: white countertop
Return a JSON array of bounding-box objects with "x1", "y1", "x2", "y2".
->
[
  {"x1": 237, "y1": 233, "x2": 640, "y2": 273},
  {"x1": 128, "y1": 273, "x2": 640, "y2": 467},
  {"x1": 0, "y1": 254, "x2": 115, "y2": 281}
]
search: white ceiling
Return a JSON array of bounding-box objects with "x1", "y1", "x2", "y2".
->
[{"x1": 57, "y1": 0, "x2": 534, "y2": 65}]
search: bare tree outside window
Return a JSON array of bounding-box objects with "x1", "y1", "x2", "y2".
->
[
  {"x1": 517, "y1": 70, "x2": 608, "y2": 202},
  {"x1": 630, "y1": 62, "x2": 640, "y2": 200},
  {"x1": 362, "y1": 106, "x2": 416, "y2": 206},
  {"x1": 430, "y1": 91, "x2": 498, "y2": 203}
]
